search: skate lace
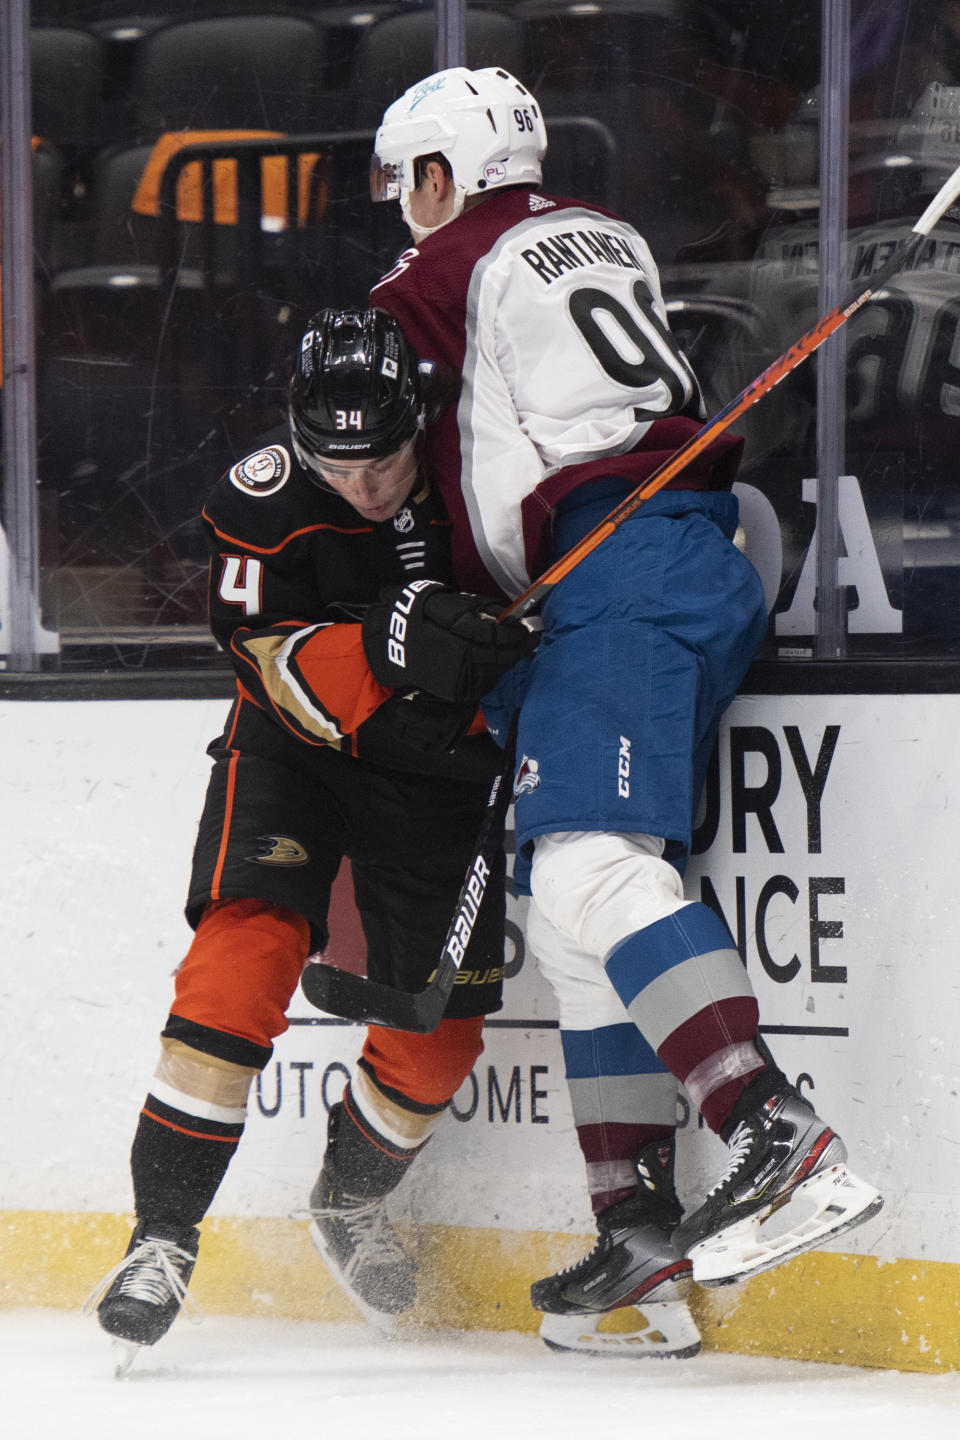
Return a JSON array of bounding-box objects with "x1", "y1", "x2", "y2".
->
[
  {"x1": 552, "y1": 1234, "x2": 604, "y2": 1281},
  {"x1": 307, "y1": 1198, "x2": 409, "y2": 1282},
  {"x1": 82, "y1": 1237, "x2": 204, "y2": 1325},
  {"x1": 704, "y1": 1122, "x2": 756, "y2": 1198}
]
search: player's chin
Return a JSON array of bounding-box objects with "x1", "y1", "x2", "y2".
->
[{"x1": 360, "y1": 493, "x2": 408, "y2": 521}]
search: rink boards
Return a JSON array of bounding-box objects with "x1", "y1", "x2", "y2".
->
[{"x1": 3, "y1": 693, "x2": 960, "y2": 1372}]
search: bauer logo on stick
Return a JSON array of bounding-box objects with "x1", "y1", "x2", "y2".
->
[{"x1": 444, "y1": 854, "x2": 492, "y2": 966}]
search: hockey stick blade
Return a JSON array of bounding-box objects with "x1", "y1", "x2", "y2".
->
[
  {"x1": 300, "y1": 959, "x2": 440, "y2": 1032},
  {"x1": 300, "y1": 723, "x2": 517, "y2": 1032},
  {"x1": 502, "y1": 155, "x2": 960, "y2": 621}
]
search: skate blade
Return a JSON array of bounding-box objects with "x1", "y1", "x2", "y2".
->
[
  {"x1": 308, "y1": 1220, "x2": 409, "y2": 1338},
  {"x1": 539, "y1": 1302, "x2": 701, "y2": 1359},
  {"x1": 111, "y1": 1339, "x2": 142, "y2": 1379},
  {"x1": 689, "y1": 1164, "x2": 884, "y2": 1287}
]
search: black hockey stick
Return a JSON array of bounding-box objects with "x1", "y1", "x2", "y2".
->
[
  {"x1": 501, "y1": 158, "x2": 960, "y2": 620},
  {"x1": 300, "y1": 718, "x2": 517, "y2": 1032}
]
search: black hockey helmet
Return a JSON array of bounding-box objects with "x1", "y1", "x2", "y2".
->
[{"x1": 288, "y1": 307, "x2": 422, "y2": 473}]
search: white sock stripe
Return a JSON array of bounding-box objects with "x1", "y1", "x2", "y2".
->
[
  {"x1": 351, "y1": 1069, "x2": 444, "y2": 1150},
  {"x1": 585, "y1": 1159, "x2": 640, "y2": 1194},
  {"x1": 149, "y1": 1079, "x2": 247, "y2": 1126},
  {"x1": 682, "y1": 1042, "x2": 764, "y2": 1111}
]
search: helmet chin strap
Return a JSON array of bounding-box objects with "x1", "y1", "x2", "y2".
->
[{"x1": 401, "y1": 186, "x2": 465, "y2": 243}]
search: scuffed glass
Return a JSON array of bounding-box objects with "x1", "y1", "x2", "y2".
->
[
  {"x1": 839, "y1": 0, "x2": 960, "y2": 658},
  {"x1": 520, "y1": 0, "x2": 960, "y2": 660},
  {"x1": 517, "y1": 0, "x2": 827, "y2": 659},
  {"x1": 651, "y1": 0, "x2": 960, "y2": 660},
  {"x1": 5, "y1": 1, "x2": 960, "y2": 674},
  {"x1": 26, "y1": 0, "x2": 413, "y2": 671}
]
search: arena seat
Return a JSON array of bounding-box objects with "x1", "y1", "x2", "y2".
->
[
  {"x1": 344, "y1": 9, "x2": 527, "y2": 128},
  {"x1": 30, "y1": 24, "x2": 106, "y2": 153},
  {"x1": 126, "y1": 14, "x2": 330, "y2": 136}
]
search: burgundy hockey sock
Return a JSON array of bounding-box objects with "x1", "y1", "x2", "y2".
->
[
  {"x1": 559, "y1": 1023, "x2": 678, "y2": 1213},
  {"x1": 603, "y1": 904, "x2": 765, "y2": 1135},
  {"x1": 576, "y1": 1121, "x2": 676, "y2": 1214}
]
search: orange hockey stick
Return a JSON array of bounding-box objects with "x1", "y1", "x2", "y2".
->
[{"x1": 502, "y1": 158, "x2": 960, "y2": 620}]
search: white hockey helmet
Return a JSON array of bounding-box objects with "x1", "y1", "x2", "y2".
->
[{"x1": 370, "y1": 66, "x2": 547, "y2": 211}]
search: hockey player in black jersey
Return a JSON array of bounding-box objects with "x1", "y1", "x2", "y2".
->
[{"x1": 84, "y1": 308, "x2": 538, "y2": 1371}]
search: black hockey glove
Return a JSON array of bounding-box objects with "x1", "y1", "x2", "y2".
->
[
  {"x1": 357, "y1": 690, "x2": 479, "y2": 755},
  {"x1": 361, "y1": 580, "x2": 539, "y2": 703}
]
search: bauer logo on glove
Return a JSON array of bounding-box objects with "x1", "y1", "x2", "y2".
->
[
  {"x1": 362, "y1": 579, "x2": 539, "y2": 703},
  {"x1": 383, "y1": 578, "x2": 436, "y2": 668}
]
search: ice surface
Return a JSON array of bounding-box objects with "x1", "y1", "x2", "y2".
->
[{"x1": 4, "y1": 1310, "x2": 959, "y2": 1440}]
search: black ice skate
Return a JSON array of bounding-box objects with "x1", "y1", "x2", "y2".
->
[
  {"x1": 675, "y1": 1071, "x2": 884, "y2": 1288},
  {"x1": 531, "y1": 1141, "x2": 700, "y2": 1359},
  {"x1": 306, "y1": 1097, "x2": 417, "y2": 1333},
  {"x1": 84, "y1": 1220, "x2": 201, "y2": 1375},
  {"x1": 308, "y1": 1170, "x2": 417, "y2": 1331}
]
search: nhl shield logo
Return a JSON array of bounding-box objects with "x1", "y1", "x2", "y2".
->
[{"x1": 393, "y1": 507, "x2": 415, "y2": 534}]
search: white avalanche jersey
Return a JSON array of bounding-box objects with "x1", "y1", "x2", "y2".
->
[{"x1": 372, "y1": 188, "x2": 733, "y2": 599}]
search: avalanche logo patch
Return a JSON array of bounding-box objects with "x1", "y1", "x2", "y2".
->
[
  {"x1": 247, "y1": 834, "x2": 309, "y2": 866},
  {"x1": 514, "y1": 755, "x2": 541, "y2": 797},
  {"x1": 229, "y1": 445, "x2": 290, "y2": 497}
]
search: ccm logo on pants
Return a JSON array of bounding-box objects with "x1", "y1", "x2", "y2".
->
[{"x1": 618, "y1": 735, "x2": 631, "y2": 798}]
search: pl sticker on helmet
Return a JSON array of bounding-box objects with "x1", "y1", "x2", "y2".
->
[{"x1": 229, "y1": 445, "x2": 291, "y2": 496}]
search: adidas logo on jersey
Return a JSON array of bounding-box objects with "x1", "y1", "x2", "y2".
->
[{"x1": 528, "y1": 194, "x2": 556, "y2": 212}]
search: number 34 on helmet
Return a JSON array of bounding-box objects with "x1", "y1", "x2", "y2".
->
[{"x1": 288, "y1": 308, "x2": 423, "y2": 477}]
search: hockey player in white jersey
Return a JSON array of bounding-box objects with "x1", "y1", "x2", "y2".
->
[{"x1": 368, "y1": 64, "x2": 884, "y2": 1357}]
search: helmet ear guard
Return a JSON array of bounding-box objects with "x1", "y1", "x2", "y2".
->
[
  {"x1": 288, "y1": 308, "x2": 423, "y2": 477},
  {"x1": 371, "y1": 66, "x2": 547, "y2": 210}
]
